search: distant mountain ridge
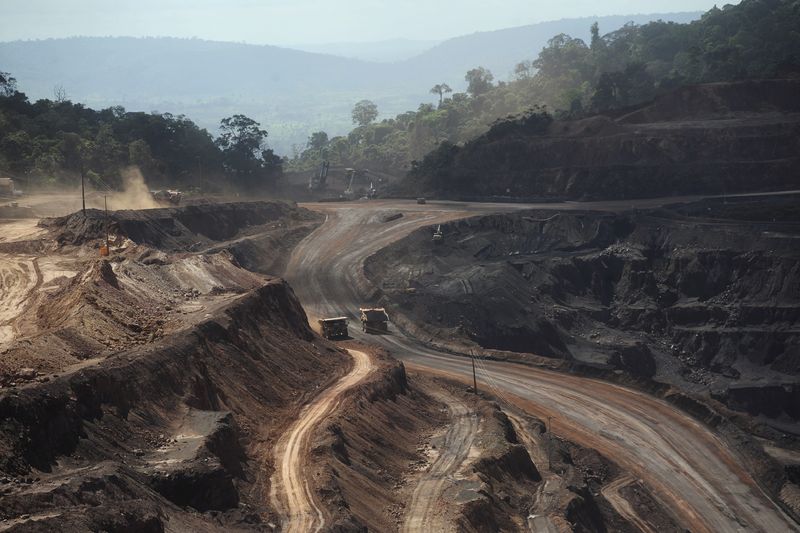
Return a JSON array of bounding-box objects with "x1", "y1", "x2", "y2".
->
[
  {"x1": 0, "y1": 12, "x2": 701, "y2": 153},
  {"x1": 402, "y1": 12, "x2": 702, "y2": 81},
  {"x1": 292, "y1": 38, "x2": 441, "y2": 62}
]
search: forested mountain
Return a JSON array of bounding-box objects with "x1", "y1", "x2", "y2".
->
[
  {"x1": 0, "y1": 12, "x2": 698, "y2": 154},
  {"x1": 289, "y1": 0, "x2": 800, "y2": 180}
]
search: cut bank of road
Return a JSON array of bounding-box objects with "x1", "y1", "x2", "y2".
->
[
  {"x1": 270, "y1": 349, "x2": 373, "y2": 533},
  {"x1": 283, "y1": 197, "x2": 798, "y2": 533}
]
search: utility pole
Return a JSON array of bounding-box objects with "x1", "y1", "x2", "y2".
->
[
  {"x1": 104, "y1": 195, "x2": 109, "y2": 251},
  {"x1": 80, "y1": 166, "x2": 86, "y2": 215},
  {"x1": 546, "y1": 415, "x2": 554, "y2": 470},
  {"x1": 471, "y1": 354, "x2": 478, "y2": 394}
]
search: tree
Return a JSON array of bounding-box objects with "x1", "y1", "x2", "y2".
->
[
  {"x1": 215, "y1": 114, "x2": 277, "y2": 189},
  {"x1": 429, "y1": 83, "x2": 453, "y2": 105},
  {"x1": 0, "y1": 71, "x2": 17, "y2": 97},
  {"x1": 217, "y1": 114, "x2": 267, "y2": 155},
  {"x1": 590, "y1": 22, "x2": 602, "y2": 51},
  {"x1": 465, "y1": 67, "x2": 494, "y2": 96},
  {"x1": 53, "y1": 85, "x2": 68, "y2": 103},
  {"x1": 513, "y1": 60, "x2": 535, "y2": 80},
  {"x1": 307, "y1": 131, "x2": 329, "y2": 151},
  {"x1": 128, "y1": 139, "x2": 154, "y2": 172},
  {"x1": 351, "y1": 100, "x2": 378, "y2": 126}
]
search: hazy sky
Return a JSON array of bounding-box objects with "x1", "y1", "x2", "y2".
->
[{"x1": 2, "y1": 0, "x2": 728, "y2": 45}]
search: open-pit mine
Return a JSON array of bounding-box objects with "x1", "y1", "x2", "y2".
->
[{"x1": 0, "y1": 192, "x2": 798, "y2": 532}]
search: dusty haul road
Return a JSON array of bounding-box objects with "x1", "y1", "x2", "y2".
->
[
  {"x1": 270, "y1": 348, "x2": 374, "y2": 533},
  {"x1": 284, "y1": 198, "x2": 798, "y2": 533}
]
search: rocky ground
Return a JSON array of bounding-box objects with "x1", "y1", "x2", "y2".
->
[
  {"x1": 2, "y1": 194, "x2": 798, "y2": 531},
  {"x1": 304, "y1": 346, "x2": 676, "y2": 532},
  {"x1": 0, "y1": 201, "x2": 349, "y2": 531},
  {"x1": 365, "y1": 194, "x2": 800, "y2": 519},
  {"x1": 366, "y1": 196, "x2": 800, "y2": 402}
]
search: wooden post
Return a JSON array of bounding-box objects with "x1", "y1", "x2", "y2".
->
[
  {"x1": 104, "y1": 195, "x2": 109, "y2": 250},
  {"x1": 472, "y1": 355, "x2": 478, "y2": 394},
  {"x1": 80, "y1": 167, "x2": 86, "y2": 215}
]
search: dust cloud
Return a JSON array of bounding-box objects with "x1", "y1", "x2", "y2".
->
[{"x1": 105, "y1": 167, "x2": 161, "y2": 210}]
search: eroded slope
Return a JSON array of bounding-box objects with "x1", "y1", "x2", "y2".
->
[{"x1": 365, "y1": 196, "x2": 800, "y2": 417}]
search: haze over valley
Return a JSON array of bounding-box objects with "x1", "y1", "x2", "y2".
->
[{"x1": 0, "y1": 13, "x2": 701, "y2": 153}]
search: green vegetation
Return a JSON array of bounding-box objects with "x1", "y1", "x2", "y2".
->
[
  {"x1": 0, "y1": 74, "x2": 281, "y2": 191},
  {"x1": 288, "y1": 0, "x2": 800, "y2": 176}
]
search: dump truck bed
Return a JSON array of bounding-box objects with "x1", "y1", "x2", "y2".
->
[
  {"x1": 318, "y1": 317, "x2": 349, "y2": 339},
  {"x1": 359, "y1": 308, "x2": 389, "y2": 334}
]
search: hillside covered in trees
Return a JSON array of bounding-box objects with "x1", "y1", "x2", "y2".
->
[
  {"x1": 0, "y1": 73, "x2": 281, "y2": 192},
  {"x1": 0, "y1": 14, "x2": 697, "y2": 154},
  {"x1": 289, "y1": 0, "x2": 800, "y2": 181}
]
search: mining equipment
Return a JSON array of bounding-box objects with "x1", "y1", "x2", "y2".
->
[
  {"x1": 309, "y1": 160, "x2": 330, "y2": 191},
  {"x1": 343, "y1": 168, "x2": 357, "y2": 200},
  {"x1": 360, "y1": 308, "x2": 389, "y2": 334},
  {"x1": 416, "y1": 197, "x2": 427, "y2": 204},
  {"x1": 433, "y1": 224, "x2": 444, "y2": 244},
  {"x1": 151, "y1": 189, "x2": 182, "y2": 205},
  {"x1": 318, "y1": 317, "x2": 349, "y2": 339},
  {"x1": 0, "y1": 177, "x2": 20, "y2": 198}
]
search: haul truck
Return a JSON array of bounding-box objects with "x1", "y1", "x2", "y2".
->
[{"x1": 318, "y1": 317, "x2": 349, "y2": 340}]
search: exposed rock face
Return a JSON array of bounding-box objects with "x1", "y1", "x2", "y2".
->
[
  {"x1": 406, "y1": 79, "x2": 800, "y2": 200},
  {"x1": 366, "y1": 196, "x2": 800, "y2": 418}
]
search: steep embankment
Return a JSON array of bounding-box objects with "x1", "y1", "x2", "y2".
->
[
  {"x1": 42, "y1": 201, "x2": 322, "y2": 273},
  {"x1": 0, "y1": 201, "x2": 323, "y2": 385},
  {"x1": 405, "y1": 79, "x2": 800, "y2": 200},
  {"x1": 0, "y1": 279, "x2": 352, "y2": 531},
  {"x1": 365, "y1": 196, "x2": 800, "y2": 419},
  {"x1": 0, "y1": 201, "x2": 341, "y2": 530}
]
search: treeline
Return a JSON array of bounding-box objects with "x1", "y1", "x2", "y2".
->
[
  {"x1": 289, "y1": 0, "x2": 800, "y2": 176},
  {"x1": 0, "y1": 73, "x2": 281, "y2": 192}
]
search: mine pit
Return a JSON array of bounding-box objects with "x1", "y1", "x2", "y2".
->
[{"x1": 0, "y1": 193, "x2": 798, "y2": 531}]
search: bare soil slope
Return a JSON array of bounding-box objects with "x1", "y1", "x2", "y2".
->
[
  {"x1": 406, "y1": 79, "x2": 800, "y2": 200},
  {"x1": 365, "y1": 196, "x2": 800, "y2": 421},
  {"x1": 0, "y1": 201, "x2": 342, "y2": 531}
]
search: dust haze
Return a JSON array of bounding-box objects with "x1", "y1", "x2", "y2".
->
[{"x1": 105, "y1": 167, "x2": 160, "y2": 211}]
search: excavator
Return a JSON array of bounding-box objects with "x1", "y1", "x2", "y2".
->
[
  {"x1": 343, "y1": 168, "x2": 357, "y2": 200},
  {"x1": 433, "y1": 224, "x2": 444, "y2": 244},
  {"x1": 309, "y1": 163, "x2": 383, "y2": 199},
  {"x1": 308, "y1": 160, "x2": 330, "y2": 191}
]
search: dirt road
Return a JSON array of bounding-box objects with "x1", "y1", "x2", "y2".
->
[
  {"x1": 401, "y1": 389, "x2": 478, "y2": 532},
  {"x1": 284, "y1": 198, "x2": 798, "y2": 533},
  {"x1": 270, "y1": 349, "x2": 373, "y2": 533}
]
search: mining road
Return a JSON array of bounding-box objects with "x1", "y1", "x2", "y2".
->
[
  {"x1": 284, "y1": 198, "x2": 798, "y2": 533},
  {"x1": 270, "y1": 349, "x2": 374, "y2": 533}
]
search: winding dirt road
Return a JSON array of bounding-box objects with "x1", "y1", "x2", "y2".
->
[
  {"x1": 284, "y1": 198, "x2": 798, "y2": 532},
  {"x1": 270, "y1": 348, "x2": 373, "y2": 533}
]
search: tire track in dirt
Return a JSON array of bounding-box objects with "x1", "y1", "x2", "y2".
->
[
  {"x1": 601, "y1": 475, "x2": 658, "y2": 533},
  {"x1": 270, "y1": 349, "x2": 373, "y2": 533},
  {"x1": 0, "y1": 255, "x2": 40, "y2": 345},
  {"x1": 401, "y1": 389, "x2": 478, "y2": 532}
]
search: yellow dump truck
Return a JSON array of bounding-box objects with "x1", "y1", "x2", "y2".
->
[
  {"x1": 318, "y1": 317, "x2": 349, "y2": 340},
  {"x1": 359, "y1": 308, "x2": 389, "y2": 334}
]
